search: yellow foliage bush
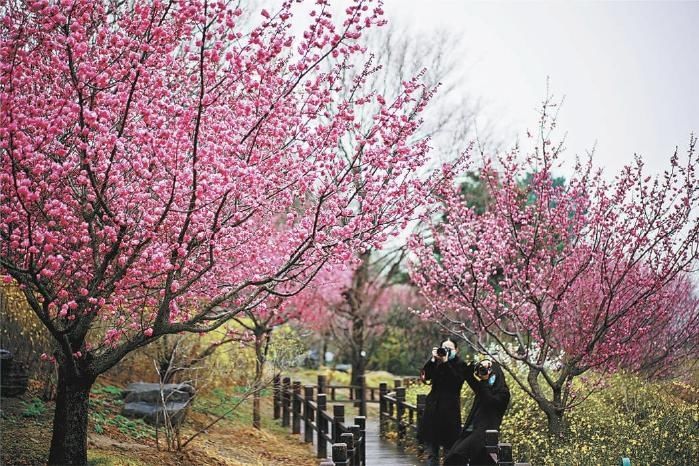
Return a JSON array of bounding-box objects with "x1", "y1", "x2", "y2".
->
[
  {"x1": 0, "y1": 279, "x2": 52, "y2": 355},
  {"x1": 407, "y1": 371, "x2": 698, "y2": 465},
  {"x1": 0, "y1": 279, "x2": 55, "y2": 372}
]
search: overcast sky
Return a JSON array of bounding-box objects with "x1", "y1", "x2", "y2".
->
[{"x1": 378, "y1": 0, "x2": 699, "y2": 177}]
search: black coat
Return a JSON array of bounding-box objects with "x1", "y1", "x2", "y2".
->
[
  {"x1": 444, "y1": 362, "x2": 510, "y2": 466},
  {"x1": 417, "y1": 356, "x2": 468, "y2": 448}
]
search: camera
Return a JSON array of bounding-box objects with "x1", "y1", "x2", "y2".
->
[
  {"x1": 475, "y1": 360, "x2": 491, "y2": 378},
  {"x1": 436, "y1": 347, "x2": 450, "y2": 358}
]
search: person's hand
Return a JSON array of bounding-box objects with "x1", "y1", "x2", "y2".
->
[{"x1": 431, "y1": 347, "x2": 438, "y2": 361}]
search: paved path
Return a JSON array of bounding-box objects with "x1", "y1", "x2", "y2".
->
[
  {"x1": 363, "y1": 419, "x2": 426, "y2": 466},
  {"x1": 297, "y1": 410, "x2": 426, "y2": 465}
]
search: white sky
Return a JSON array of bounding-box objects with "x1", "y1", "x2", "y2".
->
[{"x1": 381, "y1": 0, "x2": 699, "y2": 177}]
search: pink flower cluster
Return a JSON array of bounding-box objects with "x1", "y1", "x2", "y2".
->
[
  {"x1": 0, "y1": 0, "x2": 431, "y2": 369},
  {"x1": 411, "y1": 109, "x2": 699, "y2": 391}
]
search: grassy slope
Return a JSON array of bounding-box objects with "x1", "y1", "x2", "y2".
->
[{"x1": 0, "y1": 379, "x2": 317, "y2": 466}]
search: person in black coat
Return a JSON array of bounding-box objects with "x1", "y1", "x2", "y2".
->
[
  {"x1": 417, "y1": 338, "x2": 469, "y2": 466},
  {"x1": 444, "y1": 359, "x2": 510, "y2": 466}
]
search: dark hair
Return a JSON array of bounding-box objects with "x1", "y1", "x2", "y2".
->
[
  {"x1": 441, "y1": 337, "x2": 458, "y2": 349},
  {"x1": 488, "y1": 361, "x2": 509, "y2": 394}
]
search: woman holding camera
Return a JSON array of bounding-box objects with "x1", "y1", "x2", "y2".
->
[
  {"x1": 443, "y1": 358, "x2": 510, "y2": 466},
  {"x1": 417, "y1": 338, "x2": 469, "y2": 466}
]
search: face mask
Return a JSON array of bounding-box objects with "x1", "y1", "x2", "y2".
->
[
  {"x1": 488, "y1": 374, "x2": 496, "y2": 386},
  {"x1": 448, "y1": 350, "x2": 456, "y2": 361}
]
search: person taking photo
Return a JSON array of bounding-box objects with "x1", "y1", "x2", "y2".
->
[
  {"x1": 443, "y1": 358, "x2": 510, "y2": 465},
  {"x1": 417, "y1": 338, "x2": 469, "y2": 466}
]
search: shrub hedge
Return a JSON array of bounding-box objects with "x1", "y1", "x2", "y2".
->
[{"x1": 407, "y1": 371, "x2": 698, "y2": 465}]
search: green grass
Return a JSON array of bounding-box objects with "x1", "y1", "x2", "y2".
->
[
  {"x1": 285, "y1": 367, "x2": 401, "y2": 387},
  {"x1": 89, "y1": 383, "x2": 154, "y2": 440},
  {"x1": 21, "y1": 397, "x2": 47, "y2": 417},
  {"x1": 192, "y1": 385, "x2": 300, "y2": 436},
  {"x1": 193, "y1": 386, "x2": 248, "y2": 421},
  {"x1": 87, "y1": 452, "x2": 151, "y2": 466},
  {"x1": 91, "y1": 384, "x2": 123, "y2": 397}
]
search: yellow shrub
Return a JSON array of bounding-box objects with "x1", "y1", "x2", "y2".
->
[
  {"x1": 0, "y1": 279, "x2": 55, "y2": 387},
  {"x1": 406, "y1": 371, "x2": 698, "y2": 465}
]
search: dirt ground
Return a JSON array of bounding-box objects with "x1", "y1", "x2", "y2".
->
[{"x1": 0, "y1": 382, "x2": 317, "y2": 466}]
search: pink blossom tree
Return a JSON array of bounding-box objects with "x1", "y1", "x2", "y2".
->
[
  {"x1": 229, "y1": 296, "x2": 288, "y2": 430},
  {"x1": 612, "y1": 276, "x2": 699, "y2": 378},
  {"x1": 410, "y1": 102, "x2": 699, "y2": 436},
  {"x1": 0, "y1": 0, "x2": 435, "y2": 462},
  {"x1": 312, "y1": 17, "x2": 480, "y2": 389},
  {"x1": 229, "y1": 275, "x2": 345, "y2": 431},
  {"x1": 298, "y1": 253, "x2": 424, "y2": 387},
  {"x1": 331, "y1": 251, "x2": 412, "y2": 388}
]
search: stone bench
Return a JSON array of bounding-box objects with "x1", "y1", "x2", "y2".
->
[{"x1": 121, "y1": 382, "x2": 194, "y2": 426}]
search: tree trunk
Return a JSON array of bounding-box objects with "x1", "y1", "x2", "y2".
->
[
  {"x1": 252, "y1": 331, "x2": 265, "y2": 430},
  {"x1": 252, "y1": 391, "x2": 261, "y2": 430},
  {"x1": 322, "y1": 337, "x2": 328, "y2": 367},
  {"x1": 528, "y1": 366, "x2": 569, "y2": 438},
  {"x1": 346, "y1": 251, "x2": 369, "y2": 401},
  {"x1": 544, "y1": 407, "x2": 567, "y2": 437},
  {"x1": 350, "y1": 355, "x2": 366, "y2": 387},
  {"x1": 48, "y1": 366, "x2": 95, "y2": 465},
  {"x1": 536, "y1": 396, "x2": 567, "y2": 438},
  {"x1": 547, "y1": 384, "x2": 568, "y2": 437},
  {"x1": 350, "y1": 314, "x2": 366, "y2": 400}
]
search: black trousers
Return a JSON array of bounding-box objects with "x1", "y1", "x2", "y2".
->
[{"x1": 443, "y1": 430, "x2": 494, "y2": 466}]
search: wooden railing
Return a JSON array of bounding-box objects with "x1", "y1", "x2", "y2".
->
[
  {"x1": 272, "y1": 374, "x2": 420, "y2": 465},
  {"x1": 272, "y1": 374, "x2": 569, "y2": 465},
  {"x1": 378, "y1": 378, "x2": 422, "y2": 445},
  {"x1": 273, "y1": 374, "x2": 367, "y2": 466}
]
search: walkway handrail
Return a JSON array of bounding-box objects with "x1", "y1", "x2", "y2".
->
[
  {"x1": 271, "y1": 373, "x2": 420, "y2": 465},
  {"x1": 273, "y1": 373, "x2": 420, "y2": 419},
  {"x1": 273, "y1": 374, "x2": 374, "y2": 466},
  {"x1": 273, "y1": 375, "x2": 635, "y2": 466},
  {"x1": 378, "y1": 378, "x2": 423, "y2": 446}
]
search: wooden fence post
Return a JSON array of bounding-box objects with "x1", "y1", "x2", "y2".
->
[
  {"x1": 416, "y1": 392, "x2": 426, "y2": 453},
  {"x1": 282, "y1": 377, "x2": 291, "y2": 427},
  {"x1": 332, "y1": 442, "x2": 348, "y2": 466},
  {"x1": 317, "y1": 393, "x2": 328, "y2": 459},
  {"x1": 292, "y1": 381, "x2": 302, "y2": 434},
  {"x1": 388, "y1": 393, "x2": 395, "y2": 432},
  {"x1": 358, "y1": 375, "x2": 366, "y2": 417},
  {"x1": 378, "y1": 382, "x2": 387, "y2": 438},
  {"x1": 416, "y1": 394, "x2": 426, "y2": 426},
  {"x1": 340, "y1": 433, "x2": 355, "y2": 466},
  {"x1": 273, "y1": 374, "x2": 281, "y2": 419},
  {"x1": 485, "y1": 430, "x2": 499, "y2": 455},
  {"x1": 349, "y1": 425, "x2": 361, "y2": 465},
  {"x1": 498, "y1": 443, "x2": 513, "y2": 466},
  {"x1": 304, "y1": 385, "x2": 314, "y2": 443},
  {"x1": 354, "y1": 416, "x2": 366, "y2": 464},
  {"x1": 333, "y1": 404, "x2": 345, "y2": 443},
  {"x1": 396, "y1": 386, "x2": 406, "y2": 445},
  {"x1": 318, "y1": 374, "x2": 327, "y2": 395}
]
